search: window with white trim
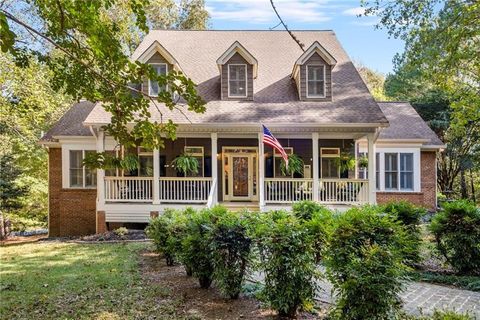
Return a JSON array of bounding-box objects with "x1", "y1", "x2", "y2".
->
[
  {"x1": 184, "y1": 146, "x2": 204, "y2": 177},
  {"x1": 69, "y1": 150, "x2": 96, "y2": 188},
  {"x1": 384, "y1": 153, "x2": 398, "y2": 190},
  {"x1": 375, "y1": 152, "x2": 380, "y2": 190},
  {"x1": 138, "y1": 147, "x2": 153, "y2": 177},
  {"x1": 149, "y1": 63, "x2": 167, "y2": 96},
  {"x1": 274, "y1": 147, "x2": 294, "y2": 177},
  {"x1": 400, "y1": 153, "x2": 414, "y2": 190},
  {"x1": 307, "y1": 65, "x2": 325, "y2": 98},
  {"x1": 321, "y1": 148, "x2": 340, "y2": 178},
  {"x1": 228, "y1": 64, "x2": 247, "y2": 97}
]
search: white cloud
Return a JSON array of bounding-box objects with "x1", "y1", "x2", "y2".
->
[
  {"x1": 342, "y1": 7, "x2": 365, "y2": 16},
  {"x1": 207, "y1": 0, "x2": 332, "y2": 24}
]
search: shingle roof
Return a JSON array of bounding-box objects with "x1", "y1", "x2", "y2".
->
[
  {"x1": 40, "y1": 101, "x2": 95, "y2": 141},
  {"x1": 377, "y1": 102, "x2": 444, "y2": 146},
  {"x1": 85, "y1": 30, "x2": 388, "y2": 125}
]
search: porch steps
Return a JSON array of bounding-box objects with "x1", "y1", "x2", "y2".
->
[{"x1": 220, "y1": 202, "x2": 260, "y2": 212}]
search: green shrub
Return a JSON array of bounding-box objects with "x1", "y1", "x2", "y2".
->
[
  {"x1": 182, "y1": 206, "x2": 227, "y2": 288},
  {"x1": 325, "y1": 206, "x2": 409, "y2": 320},
  {"x1": 381, "y1": 201, "x2": 426, "y2": 264},
  {"x1": 408, "y1": 310, "x2": 475, "y2": 320},
  {"x1": 146, "y1": 209, "x2": 176, "y2": 265},
  {"x1": 430, "y1": 200, "x2": 480, "y2": 275},
  {"x1": 304, "y1": 208, "x2": 335, "y2": 263},
  {"x1": 210, "y1": 210, "x2": 252, "y2": 299},
  {"x1": 113, "y1": 227, "x2": 128, "y2": 237},
  {"x1": 256, "y1": 210, "x2": 318, "y2": 318},
  {"x1": 292, "y1": 200, "x2": 326, "y2": 221}
]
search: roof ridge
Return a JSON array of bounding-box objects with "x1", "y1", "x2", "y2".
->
[
  {"x1": 149, "y1": 29, "x2": 335, "y2": 32},
  {"x1": 377, "y1": 101, "x2": 411, "y2": 103}
]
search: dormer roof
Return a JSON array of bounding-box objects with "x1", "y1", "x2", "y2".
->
[
  {"x1": 216, "y1": 41, "x2": 258, "y2": 78},
  {"x1": 136, "y1": 40, "x2": 183, "y2": 72},
  {"x1": 295, "y1": 41, "x2": 337, "y2": 66}
]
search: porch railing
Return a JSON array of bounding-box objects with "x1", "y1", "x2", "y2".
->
[
  {"x1": 319, "y1": 179, "x2": 369, "y2": 204},
  {"x1": 104, "y1": 176, "x2": 153, "y2": 202},
  {"x1": 264, "y1": 178, "x2": 313, "y2": 203},
  {"x1": 159, "y1": 177, "x2": 212, "y2": 203}
]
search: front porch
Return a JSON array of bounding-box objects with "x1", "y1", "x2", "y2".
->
[{"x1": 95, "y1": 127, "x2": 378, "y2": 222}]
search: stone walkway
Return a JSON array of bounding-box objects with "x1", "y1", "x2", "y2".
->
[{"x1": 316, "y1": 277, "x2": 480, "y2": 317}]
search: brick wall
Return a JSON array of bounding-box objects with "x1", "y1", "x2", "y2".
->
[
  {"x1": 376, "y1": 151, "x2": 437, "y2": 211},
  {"x1": 48, "y1": 148, "x2": 97, "y2": 237}
]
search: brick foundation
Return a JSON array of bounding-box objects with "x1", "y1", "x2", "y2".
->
[
  {"x1": 376, "y1": 151, "x2": 437, "y2": 211},
  {"x1": 48, "y1": 148, "x2": 97, "y2": 237},
  {"x1": 96, "y1": 211, "x2": 107, "y2": 234}
]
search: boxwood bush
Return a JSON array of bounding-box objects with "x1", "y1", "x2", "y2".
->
[
  {"x1": 146, "y1": 209, "x2": 176, "y2": 265},
  {"x1": 430, "y1": 200, "x2": 480, "y2": 275},
  {"x1": 325, "y1": 206, "x2": 410, "y2": 320},
  {"x1": 210, "y1": 210, "x2": 252, "y2": 299},
  {"x1": 292, "y1": 200, "x2": 326, "y2": 221},
  {"x1": 381, "y1": 201, "x2": 426, "y2": 264},
  {"x1": 255, "y1": 210, "x2": 318, "y2": 318}
]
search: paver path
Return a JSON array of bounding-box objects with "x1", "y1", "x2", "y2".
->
[{"x1": 316, "y1": 277, "x2": 480, "y2": 317}]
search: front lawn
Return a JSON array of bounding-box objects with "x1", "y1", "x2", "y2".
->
[{"x1": 0, "y1": 242, "x2": 172, "y2": 319}]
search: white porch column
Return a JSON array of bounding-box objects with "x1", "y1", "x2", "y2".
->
[
  {"x1": 211, "y1": 133, "x2": 218, "y2": 205},
  {"x1": 153, "y1": 149, "x2": 160, "y2": 204},
  {"x1": 367, "y1": 133, "x2": 377, "y2": 204},
  {"x1": 258, "y1": 132, "x2": 265, "y2": 208},
  {"x1": 312, "y1": 132, "x2": 319, "y2": 202},
  {"x1": 96, "y1": 130, "x2": 105, "y2": 208}
]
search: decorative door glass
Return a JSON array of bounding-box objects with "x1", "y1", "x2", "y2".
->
[{"x1": 232, "y1": 156, "x2": 249, "y2": 197}]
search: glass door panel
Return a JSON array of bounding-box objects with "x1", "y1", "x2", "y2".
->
[{"x1": 232, "y1": 156, "x2": 249, "y2": 197}]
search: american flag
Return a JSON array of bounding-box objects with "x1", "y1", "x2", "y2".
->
[{"x1": 262, "y1": 125, "x2": 288, "y2": 166}]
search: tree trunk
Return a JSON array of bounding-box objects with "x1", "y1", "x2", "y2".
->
[
  {"x1": 470, "y1": 169, "x2": 476, "y2": 202},
  {"x1": 460, "y1": 169, "x2": 468, "y2": 199}
]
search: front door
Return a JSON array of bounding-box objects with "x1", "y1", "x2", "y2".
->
[{"x1": 223, "y1": 147, "x2": 258, "y2": 201}]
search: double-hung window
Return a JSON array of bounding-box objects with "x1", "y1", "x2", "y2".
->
[
  {"x1": 138, "y1": 147, "x2": 154, "y2": 177},
  {"x1": 149, "y1": 63, "x2": 168, "y2": 96},
  {"x1": 307, "y1": 65, "x2": 325, "y2": 98},
  {"x1": 69, "y1": 150, "x2": 96, "y2": 188},
  {"x1": 384, "y1": 153, "x2": 398, "y2": 190},
  {"x1": 228, "y1": 64, "x2": 247, "y2": 97},
  {"x1": 400, "y1": 153, "x2": 414, "y2": 190},
  {"x1": 184, "y1": 146, "x2": 204, "y2": 177}
]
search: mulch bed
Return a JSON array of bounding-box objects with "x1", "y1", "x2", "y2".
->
[
  {"x1": 139, "y1": 249, "x2": 324, "y2": 319},
  {"x1": 76, "y1": 229, "x2": 149, "y2": 242}
]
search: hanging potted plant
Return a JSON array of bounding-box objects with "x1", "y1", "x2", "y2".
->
[
  {"x1": 358, "y1": 156, "x2": 369, "y2": 169},
  {"x1": 280, "y1": 153, "x2": 304, "y2": 177},
  {"x1": 171, "y1": 153, "x2": 199, "y2": 176},
  {"x1": 334, "y1": 152, "x2": 356, "y2": 173},
  {"x1": 83, "y1": 151, "x2": 139, "y2": 171}
]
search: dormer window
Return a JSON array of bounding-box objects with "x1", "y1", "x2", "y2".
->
[
  {"x1": 148, "y1": 63, "x2": 168, "y2": 96},
  {"x1": 228, "y1": 64, "x2": 247, "y2": 97},
  {"x1": 307, "y1": 65, "x2": 325, "y2": 98}
]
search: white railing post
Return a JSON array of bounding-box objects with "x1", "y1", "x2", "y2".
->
[
  {"x1": 367, "y1": 133, "x2": 377, "y2": 204},
  {"x1": 153, "y1": 149, "x2": 160, "y2": 204},
  {"x1": 96, "y1": 130, "x2": 105, "y2": 209},
  {"x1": 211, "y1": 132, "x2": 218, "y2": 207},
  {"x1": 258, "y1": 132, "x2": 265, "y2": 208},
  {"x1": 312, "y1": 132, "x2": 319, "y2": 202}
]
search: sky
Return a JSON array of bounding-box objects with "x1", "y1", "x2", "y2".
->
[{"x1": 205, "y1": 0, "x2": 404, "y2": 74}]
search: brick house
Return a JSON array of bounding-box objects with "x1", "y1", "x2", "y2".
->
[{"x1": 40, "y1": 30, "x2": 444, "y2": 237}]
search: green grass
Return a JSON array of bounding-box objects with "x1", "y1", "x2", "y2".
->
[{"x1": 0, "y1": 242, "x2": 187, "y2": 319}]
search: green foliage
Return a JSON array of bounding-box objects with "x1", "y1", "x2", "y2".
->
[
  {"x1": 334, "y1": 152, "x2": 356, "y2": 173},
  {"x1": 410, "y1": 271, "x2": 480, "y2": 292},
  {"x1": 0, "y1": 0, "x2": 207, "y2": 151},
  {"x1": 305, "y1": 208, "x2": 335, "y2": 263},
  {"x1": 325, "y1": 206, "x2": 409, "y2": 320},
  {"x1": 429, "y1": 200, "x2": 480, "y2": 275},
  {"x1": 113, "y1": 227, "x2": 128, "y2": 237},
  {"x1": 210, "y1": 210, "x2": 252, "y2": 299},
  {"x1": 381, "y1": 201, "x2": 425, "y2": 264},
  {"x1": 255, "y1": 210, "x2": 318, "y2": 318},
  {"x1": 146, "y1": 210, "x2": 176, "y2": 265},
  {"x1": 411, "y1": 310, "x2": 475, "y2": 320},
  {"x1": 182, "y1": 207, "x2": 221, "y2": 288},
  {"x1": 280, "y1": 153, "x2": 304, "y2": 176},
  {"x1": 292, "y1": 200, "x2": 326, "y2": 221},
  {"x1": 355, "y1": 61, "x2": 390, "y2": 101},
  {"x1": 171, "y1": 153, "x2": 199, "y2": 175},
  {"x1": 358, "y1": 155, "x2": 369, "y2": 169},
  {"x1": 0, "y1": 154, "x2": 29, "y2": 212}
]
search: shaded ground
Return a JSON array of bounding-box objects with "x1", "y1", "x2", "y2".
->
[
  {"x1": 139, "y1": 250, "x2": 321, "y2": 319},
  {"x1": 79, "y1": 230, "x2": 147, "y2": 242},
  {"x1": 0, "y1": 234, "x2": 47, "y2": 246}
]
